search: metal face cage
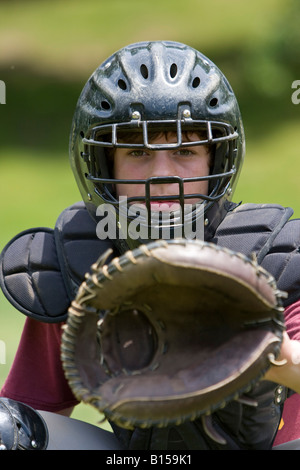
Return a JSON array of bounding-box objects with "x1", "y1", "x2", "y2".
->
[{"x1": 81, "y1": 117, "x2": 238, "y2": 214}]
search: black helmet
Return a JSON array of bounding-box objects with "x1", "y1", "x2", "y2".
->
[{"x1": 69, "y1": 41, "x2": 245, "y2": 252}]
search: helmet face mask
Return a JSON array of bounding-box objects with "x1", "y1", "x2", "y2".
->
[
  {"x1": 84, "y1": 119, "x2": 237, "y2": 196},
  {"x1": 69, "y1": 41, "x2": 245, "y2": 251}
]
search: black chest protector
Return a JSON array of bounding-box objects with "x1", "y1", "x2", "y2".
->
[{"x1": 1, "y1": 201, "x2": 300, "y2": 450}]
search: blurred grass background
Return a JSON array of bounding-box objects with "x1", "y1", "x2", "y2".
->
[{"x1": 0, "y1": 0, "x2": 299, "y2": 429}]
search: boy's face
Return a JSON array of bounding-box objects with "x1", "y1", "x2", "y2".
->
[{"x1": 113, "y1": 131, "x2": 211, "y2": 210}]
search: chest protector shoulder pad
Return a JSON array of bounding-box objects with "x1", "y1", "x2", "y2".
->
[
  {"x1": 0, "y1": 202, "x2": 114, "y2": 323},
  {"x1": 212, "y1": 203, "x2": 300, "y2": 307}
]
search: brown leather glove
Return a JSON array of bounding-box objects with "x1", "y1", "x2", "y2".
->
[{"x1": 61, "y1": 239, "x2": 286, "y2": 431}]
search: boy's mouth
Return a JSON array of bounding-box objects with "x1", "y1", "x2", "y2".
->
[{"x1": 150, "y1": 201, "x2": 181, "y2": 211}]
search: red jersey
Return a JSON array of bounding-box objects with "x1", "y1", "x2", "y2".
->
[
  {"x1": 273, "y1": 300, "x2": 300, "y2": 446},
  {"x1": 0, "y1": 318, "x2": 78, "y2": 412}
]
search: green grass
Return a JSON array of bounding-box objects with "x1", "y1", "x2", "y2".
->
[
  {"x1": 0, "y1": 151, "x2": 78, "y2": 249},
  {"x1": 234, "y1": 120, "x2": 300, "y2": 218}
]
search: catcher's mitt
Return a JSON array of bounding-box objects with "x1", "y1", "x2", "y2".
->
[{"x1": 61, "y1": 239, "x2": 286, "y2": 438}]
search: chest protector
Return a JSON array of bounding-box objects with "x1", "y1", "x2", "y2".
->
[{"x1": 1, "y1": 201, "x2": 300, "y2": 449}]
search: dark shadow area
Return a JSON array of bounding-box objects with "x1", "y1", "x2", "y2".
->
[{"x1": 0, "y1": 66, "x2": 83, "y2": 155}]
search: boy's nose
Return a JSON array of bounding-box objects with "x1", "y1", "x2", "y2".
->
[
  {"x1": 149, "y1": 151, "x2": 176, "y2": 177},
  {"x1": 147, "y1": 152, "x2": 180, "y2": 195}
]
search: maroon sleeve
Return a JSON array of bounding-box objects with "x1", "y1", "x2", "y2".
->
[
  {"x1": 273, "y1": 299, "x2": 300, "y2": 447},
  {"x1": 283, "y1": 299, "x2": 300, "y2": 341},
  {"x1": 0, "y1": 317, "x2": 79, "y2": 412}
]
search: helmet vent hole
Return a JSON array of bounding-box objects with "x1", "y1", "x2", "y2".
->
[
  {"x1": 209, "y1": 97, "x2": 218, "y2": 107},
  {"x1": 192, "y1": 77, "x2": 201, "y2": 88},
  {"x1": 101, "y1": 100, "x2": 111, "y2": 110},
  {"x1": 140, "y1": 64, "x2": 149, "y2": 79},
  {"x1": 170, "y1": 63, "x2": 177, "y2": 78},
  {"x1": 118, "y1": 79, "x2": 127, "y2": 90}
]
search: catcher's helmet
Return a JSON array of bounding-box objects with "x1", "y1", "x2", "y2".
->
[{"x1": 69, "y1": 41, "x2": 245, "y2": 252}]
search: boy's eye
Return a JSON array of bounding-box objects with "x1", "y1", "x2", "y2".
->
[
  {"x1": 129, "y1": 150, "x2": 148, "y2": 157},
  {"x1": 126, "y1": 148, "x2": 196, "y2": 158},
  {"x1": 176, "y1": 149, "x2": 194, "y2": 156}
]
